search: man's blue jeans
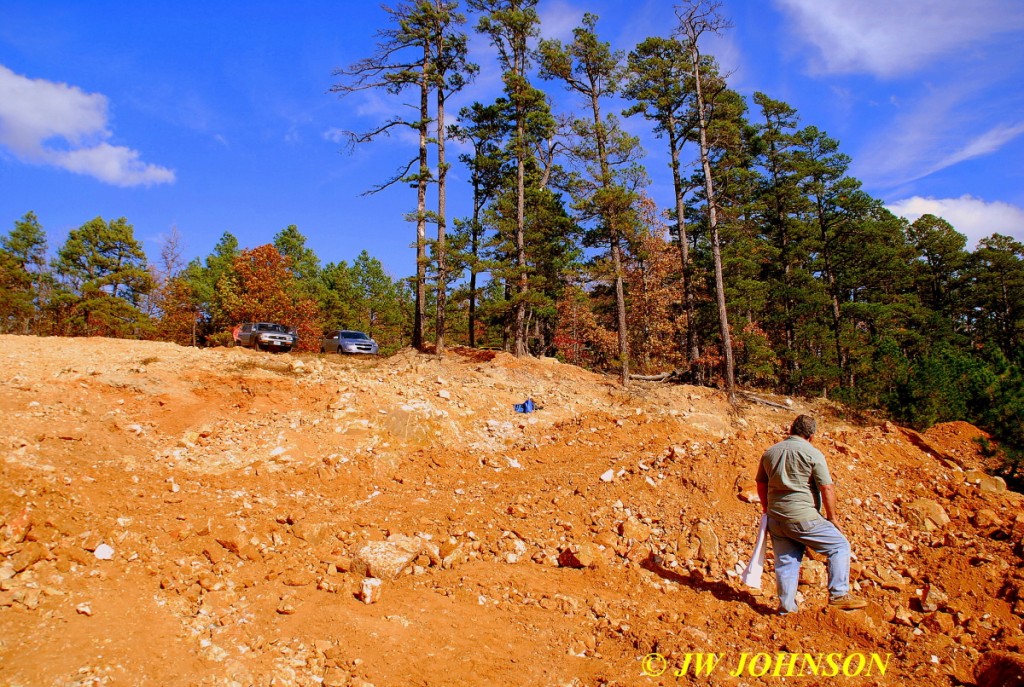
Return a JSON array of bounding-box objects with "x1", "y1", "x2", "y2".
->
[{"x1": 767, "y1": 516, "x2": 851, "y2": 613}]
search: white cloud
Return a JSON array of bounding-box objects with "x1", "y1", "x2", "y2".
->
[
  {"x1": 0, "y1": 64, "x2": 174, "y2": 187},
  {"x1": 774, "y1": 0, "x2": 1024, "y2": 77},
  {"x1": 887, "y1": 195, "x2": 1024, "y2": 248}
]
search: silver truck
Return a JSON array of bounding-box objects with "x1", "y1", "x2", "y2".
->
[{"x1": 234, "y1": 322, "x2": 297, "y2": 353}]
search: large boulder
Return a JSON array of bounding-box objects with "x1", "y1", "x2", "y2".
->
[
  {"x1": 902, "y1": 499, "x2": 950, "y2": 532},
  {"x1": 352, "y1": 535, "x2": 431, "y2": 580},
  {"x1": 965, "y1": 469, "x2": 1007, "y2": 493}
]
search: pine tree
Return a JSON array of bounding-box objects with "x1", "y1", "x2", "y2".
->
[
  {"x1": 964, "y1": 234, "x2": 1024, "y2": 356},
  {"x1": 539, "y1": 12, "x2": 646, "y2": 385},
  {"x1": 331, "y1": 1, "x2": 435, "y2": 350},
  {"x1": 319, "y1": 260, "x2": 361, "y2": 332},
  {"x1": 52, "y1": 216, "x2": 154, "y2": 338},
  {"x1": 907, "y1": 214, "x2": 969, "y2": 337},
  {"x1": 178, "y1": 232, "x2": 240, "y2": 344},
  {"x1": 676, "y1": 0, "x2": 736, "y2": 402},
  {"x1": 0, "y1": 212, "x2": 49, "y2": 333},
  {"x1": 623, "y1": 36, "x2": 702, "y2": 374},
  {"x1": 749, "y1": 93, "x2": 814, "y2": 388},
  {"x1": 421, "y1": 0, "x2": 476, "y2": 355},
  {"x1": 451, "y1": 102, "x2": 508, "y2": 347},
  {"x1": 469, "y1": 0, "x2": 551, "y2": 356},
  {"x1": 351, "y1": 250, "x2": 410, "y2": 353}
]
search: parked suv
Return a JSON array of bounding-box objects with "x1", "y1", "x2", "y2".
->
[
  {"x1": 320, "y1": 330, "x2": 379, "y2": 355},
  {"x1": 234, "y1": 322, "x2": 297, "y2": 352}
]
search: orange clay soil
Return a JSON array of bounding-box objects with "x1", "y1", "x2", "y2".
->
[{"x1": 1, "y1": 335, "x2": 1022, "y2": 687}]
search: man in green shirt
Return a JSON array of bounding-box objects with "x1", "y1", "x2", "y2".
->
[{"x1": 755, "y1": 414, "x2": 867, "y2": 614}]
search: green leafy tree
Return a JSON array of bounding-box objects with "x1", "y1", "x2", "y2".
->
[
  {"x1": 451, "y1": 101, "x2": 508, "y2": 347},
  {"x1": 624, "y1": 36, "x2": 702, "y2": 371},
  {"x1": 52, "y1": 216, "x2": 154, "y2": 338},
  {"x1": 470, "y1": 0, "x2": 552, "y2": 356},
  {"x1": 677, "y1": 0, "x2": 737, "y2": 402},
  {"x1": 0, "y1": 212, "x2": 49, "y2": 333},
  {"x1": 179, "y1": 232, "x2": 240, "y2": 343},
  {"x1": 319, "y1": 260, "x2": 361, "y2": 332},
  {"x1": 964, "y1": 233, "x2": 1024, "y2": 356},
  {"x1": 350, "y1": 250, "x2": 410, "y2": 354},
  {"x1": 539, "y1": 12, "x2": 647, "y2": 385}
]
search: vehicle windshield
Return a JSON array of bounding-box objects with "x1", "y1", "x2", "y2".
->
[
  {"x1": 256, "y1": 323, "x2": 288, "y2": 333},
  {"x1": 340, "y1": 331, "x2": 370, "y2": 340}
]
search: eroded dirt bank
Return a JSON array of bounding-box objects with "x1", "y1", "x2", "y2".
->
[{"x1": 1, "y1": 336, "x2": 1022, "y2": 686}]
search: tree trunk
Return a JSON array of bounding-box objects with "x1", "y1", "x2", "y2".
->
[
  {"x1": 435, "y1": 87, "x2": 448, "y2": 356},
  {"x1": 413, "y1": 50, "x2": 429, "y2": 351},
  {"x1": 816, "y1": 195, "x2": 845, "y2": 379},
  {"x1": 468, "y1": 236, "x2": 478, "y2": 348},
  {"x1": 668, "y1": 122, "x2": 699, "y2": 372},
  {"x1": 690, "y1": 41, "x2": 735, "y2": 403},
  {"x1": 513, "y1": 106, "x2": 529, "y2": 357}
]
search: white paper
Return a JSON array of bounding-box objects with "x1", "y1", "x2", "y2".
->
[{"x1": 740, "y1": 514, "x2": 768, "y2": 589}]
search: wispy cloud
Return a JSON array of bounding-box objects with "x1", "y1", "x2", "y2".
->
[
  {"x1": 887, "y1": 194, "x2": 1024, "y2": 248},
  {"x1": 774, "y1": 0, "x2": 1024, "y2": 78},
  {"x1": 927, "y1": 122, "x2": 1024, "y2": 175},
  {"x1": 0, "y1": 64, "x2": 175, "y2": 187},
  {"x1": 854, "y1": 78, "x2": 1024, "y2": 188}
]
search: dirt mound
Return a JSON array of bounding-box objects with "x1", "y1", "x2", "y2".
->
[{"x1": 1, "y1": 336, "x2": 1022, "y2": 686}]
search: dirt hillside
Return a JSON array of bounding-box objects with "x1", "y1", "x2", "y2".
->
[{"x1": 1, "y1": 336, "x2": 1022, "y2": 687}]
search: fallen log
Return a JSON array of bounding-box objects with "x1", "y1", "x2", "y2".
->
[
  {"x1": 629, "y1": 370, "x2": 685, "y2": 382},
  {"x1": 740, "y1": 392, "x2": 791, "y2": 410}
]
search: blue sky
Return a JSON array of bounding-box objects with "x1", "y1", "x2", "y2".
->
[{"x1": 1, "y1": 0, "x2": 1022, "y2": 281}]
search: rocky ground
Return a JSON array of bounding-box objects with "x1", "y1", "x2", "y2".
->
[{"x1": 1, "y1": 335, "x2": 1023, "y2": 687}]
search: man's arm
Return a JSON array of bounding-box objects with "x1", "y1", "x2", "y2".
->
[
  {"x1": 756, "y1": 481, "x2": 769, "y2": 515},
  {"x1": 819, "y1": 483, "x2": 838, "y2": 522},
  {"x1": 755, "y1": 457, "x2": 769, "y2": 515}
]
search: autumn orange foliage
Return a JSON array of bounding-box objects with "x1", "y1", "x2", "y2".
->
[{"x1": 219, "y1": 245, "x2": 323, "y2": 352}]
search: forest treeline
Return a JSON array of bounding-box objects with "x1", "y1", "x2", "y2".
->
[{"x1": 1, "y1": 0, "x2": 1022, "y2": 476}]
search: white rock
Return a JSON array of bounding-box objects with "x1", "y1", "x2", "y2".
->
[
  {"x1": 359, "y1": 578, "x2": 382, "y2": 604},
  {"x1": 94, "y1": 543, "x2": 115, "y2": 560},
  {"x1": 600, "y1": 469, "x2": 615, "y2": 483}
]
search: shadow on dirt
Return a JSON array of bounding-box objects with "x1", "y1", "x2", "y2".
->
[{"x1": 642, "y1": 555, "x2": 777, "y2": 615}]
